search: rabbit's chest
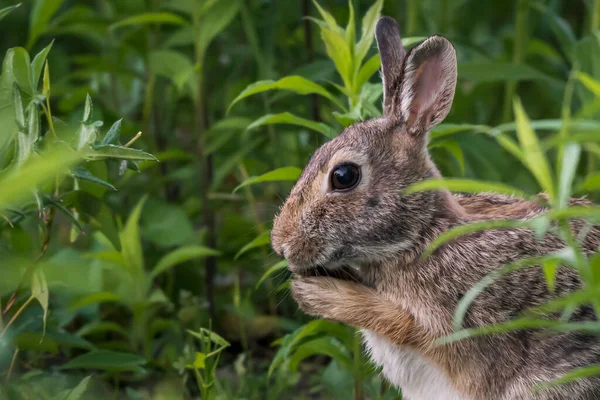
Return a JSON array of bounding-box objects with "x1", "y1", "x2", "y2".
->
[{"x1": 361, "y1": 330, "x2": 469, "y2": 400}]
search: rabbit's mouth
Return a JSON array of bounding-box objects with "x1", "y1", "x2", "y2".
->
[{"x1": 290, "y1": 264, "x2": 363, "y2": 283}]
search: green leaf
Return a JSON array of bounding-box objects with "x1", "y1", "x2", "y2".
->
[
  {"x1": 59, "y1": 350, "x2": 147, "y2": 372},
  {"x1": 319, "y1": 26, "x2": 353, "y2": 89},
  {"x1": 235, "y1": 231, "x2": 271, "y2": 259},
  {"x1": 256, "y1": 259, "x2": 288, "y2": 289},
  {"x1": 234, "y1": 167, "x2": 302, "y2": 193},
  {"x1": 429, "y1": 139, "x2": 465, "y2": 175},
  {"x1": 312, "y1": 1, "x2": 342, "y2": 33},
  {"x1": 32, "y1": 270, "x2": 49, "y2": 337},
  {"x1": 576, "y1": 71, "x2": 600, "y2": 97},
  {"x1": 354, "y1": 0, "x2": 383, "y2": 67},
  {"x1": 540, "y1": 364, "x2": 600, "y2": 390},
  {"x1": 2, "y1": 47, "x2": 33, "y2": 94},
  {"x1": 187, "y1": 328, "x2": 230, "y2": 349},
  {"x1": 150, "y1": 246, "x2": 221, "y2": 279},
  {"x1": 101, "y1": 119, "x2": 122, "y2": 145},
  {"x1": 403, "y1": 178, "x2": 529, "y2": 198},
  {"x1": 148, "y1": 50, "x2": 194, "y2": 91},
  {"x1": 120, "y1": 196, "x2": 147, "y2": 276},
  {"x1": 459, "y1": 63, "x2": 561, "y2": 84},
  {"x1": 53, "y1": 376, "x2": 92, "y2": 400},
  {"x1": 28, "y1": 0, "x2": 64, "y2": 49},
  {"x1": 289, "y1": 337, "x2": 352, "y2": 372},
  {"x1": 196, "y1": 0, "x2": 240, "y2": 59},
  {"x1": 354, "y1": 54, "x2": 380, "y2": 91},
  {"x1": 72, "y1": 167, "x2": 117, "y2": 191},
  {"x1": 345, "y1": 0, "x2": 356, "y2": 54},
  {"x1": 109, "y1": 12, "x2": 187, "y2": 30},
  {"x1": 30, "y1": 40, "x2": 53, "y2": 91},
  {"x1": 247, "y1": 112, "x2": 336, "y2": 138},
  {"x1": 228, "y1": 76, "x2": 344, "y2": 112},
  {"x1": 543, "y1": 258, "x2": 559, "y2": 293},
  {"x1": 0, "y1": 147, "x2": 80, "y2": 211},
  {"x1": 69, "y1": 292, "x2": 123, "y2": 311},
  {"x1": 557, "y1": 143, "x2": 581, "y2": 208},
  {"x1": 86, "y1": 145, "x2": 158, "y2": 161},
  {"x1": 513, "y1": 98, "x2": 555, "y2": 200},
  {"x1": 45, "y1": 196, "x2": 83, "y2": 232},
  {"x1": 0, "y1": 4, "x2": 21, "y2": 23}
]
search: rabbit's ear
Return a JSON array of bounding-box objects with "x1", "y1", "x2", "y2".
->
[
  {"x1": 399, "y1": 36, "x2": 457, "y2": 136},
  {"x1": 375, "y1": 17, "x2": 406, "y2": 117}
]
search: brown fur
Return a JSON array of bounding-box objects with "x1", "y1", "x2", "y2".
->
[{"x1": 271, "y1": 16, "x2": 600, "y2": 400}]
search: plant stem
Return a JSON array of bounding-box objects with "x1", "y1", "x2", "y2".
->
[
  {"x1": 502, "y1": 0, "x2": 528, "y2": 123},
  {"x1": 6, "y1": 349, "x2": 19, "y2": 382},
  {"x1": 193, "y1": 5, "x2": 218, "y2": 323},
  {"x1": 353, "y1": 330, "x2": 364, "y2": 400},
  {"x1": 0, "y1": 296, "x2": 34, "y2": 340}
]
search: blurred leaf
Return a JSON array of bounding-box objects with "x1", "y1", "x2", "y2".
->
[
  {"x1": 404, "y1": 178, "x2": 529, "y2": 198},
  {"x1": 196, "y1": 0, "x2": 240, "y2": 59},
  {"x1": 77, "y1": 321, "x2": 129, "y2": 338},
  {"x1": 110, "y1": 12, "x2": 187, "y2": 30},
  {"x1": 429, "y1": 139, "x2": 465, "y2": 175},
  {"x1": 0, "y1": 3, "x2": 20, "y2": 23},
  {"x1": 247, "y1": 113, "x2": 336, "y2": 138},
  {"x1": 256, "y1": 259, "x2": 288, "y2": 289},
  {"x1": 289, "y1": 337, "x2": 352, "y2": 372},
  {"x1": 148, "y1": 50, "x2": 194, "y2": 91},
  {"x1": 0, "y1": 147, "x2": 79, "y2": 211},
  {"x1": 86, "y1": 145, "x2": 158, "y2": 161},
  {"x1": 228, "y1": 76, "x2": 344, "y2": 112},
  {"x1": 59, "y1": 350, "x2": 147, "y2": 372},
  {"x1": 233, "y1": 167, "x2": 302, "y2": 192},
  {"x1": 69, "y1": 292, "x2": 123, "y2": 311},
  {"x1": 557, "y1": 143, "x2": 581, "y2": 208},
  {"x1": 44, "y1": 196, "x2": 83, "y2": 232},
  {"x1": 31, "y1": 270, "x2": 49, "y2": 337},
  {"x1": 53, "y1": 376, "x2": 92, "y2": 400},
  {"x1": 354, "y1": 54, "x2": 380, "y2": 92},
  {"x1": 13, "y1": 332, "x2": 58, "y2": 354},
  {"x1": 187, "y1": 328, "x2": 230, "y2": 348},
  {"x1": 540, "y1": 365, "x2": 600, "y2": 390},
  {"x1": 532, "y1": 3, "x2": 576, "y2": 61},
  {"x1": 150, "y1": 246, "x2": 221, "y2": 279},
  {"x1": 120, "y1": 196, "x2": 147, "y2": 276},
  {"x1": 543, "y1": 259, "x2": 558, "y2": 293},
  {"x1": 459, "y1": 63, "x2": 561, "y2": 84},
  {"x1": 312, "y1": 1, "x2": 342, "y2": 33},
  {"x1": 187, "y1": 352, "x2": 206, "y2": 369},
  {"x1": 235, "y1": 231, "x2": 271, "y2": 259},
  {"x1": 28, "y1": 0, "x2": 64, "y2": 49},
  {"x1": 513, "y1": 98, "x2": 555, "y2": 200}
]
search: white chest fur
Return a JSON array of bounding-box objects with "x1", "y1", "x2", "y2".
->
[{"x1": 361, "y1": 330, "x2": 469, "y2": 400}]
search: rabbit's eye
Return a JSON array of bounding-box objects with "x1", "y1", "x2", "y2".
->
[{"x1": 331, "y1": 163, "x2": 360, "y2": 191}]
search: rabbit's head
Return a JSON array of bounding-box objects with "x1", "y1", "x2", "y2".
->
[{"x1": 271, "y1": 17, "x2": 460, "y2": 274}]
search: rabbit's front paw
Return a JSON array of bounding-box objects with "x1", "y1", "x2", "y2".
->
[{"x1": 291, "y1": 276, "x2": 366, "y2": 322}]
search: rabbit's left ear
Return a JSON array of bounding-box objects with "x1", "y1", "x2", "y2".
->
[{"x1": 399, "y1": 36, "x2": 457, "y2": 136}]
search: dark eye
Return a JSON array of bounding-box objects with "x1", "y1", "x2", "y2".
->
[{"x1": 331, "y1": 163, "x2": 360, "y2": 191}]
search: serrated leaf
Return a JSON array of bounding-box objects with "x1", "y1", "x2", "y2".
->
[
  {"x1": 109, "y1": 12, "x2": 187, "y2": 30},
  {"x1": 235, "y1": 231, "x2": 271, "y2": 259},
  {"x1": 150, "y1": 246, "x2": 221, "y2": 279},
  {"x1": 59, "y1": 350, "x2": 147, "y2": 372},
  {"x1": 72, "y1": 167, "x2": 117, "y2": 191},
  {"x1": 228, "y1": 76, "x2": 344, "y2": 112},
  {"x1": 247, "y1": 113, "x2": 336, "y2": 138},
  {"x1": 233, "y1": 167, "x2": 302, "y2": 193},
  {"x1": 86, "y1": 145, "x2": 158, "y2": 161},
  {"x1": 32, "y1": 270, "x2": 49, "y2": 338}
]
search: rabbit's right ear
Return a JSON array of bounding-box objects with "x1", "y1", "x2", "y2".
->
[{"x1": 375, "y1": 17, "x2": 406, "y2": 118}]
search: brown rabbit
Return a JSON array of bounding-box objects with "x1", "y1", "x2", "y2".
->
[{"x1": 270, "y1": 16, "x2": 600, "y2": 400}]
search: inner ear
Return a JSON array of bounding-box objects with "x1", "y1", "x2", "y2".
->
[
  {"x1": 375, "y1": 17, "x2": 406, "y2": 118},
  {"x1": 399, "y1": 36, "x2": 457, "y2": 135}
]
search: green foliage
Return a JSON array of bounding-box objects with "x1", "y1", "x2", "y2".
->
[{"x1": 1, "y1": 0, "x2": 600, "y2": 398}]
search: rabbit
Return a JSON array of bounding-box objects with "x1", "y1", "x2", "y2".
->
[{"x1": 270, "y1": 15, "x2": 600, "y2": 400}]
